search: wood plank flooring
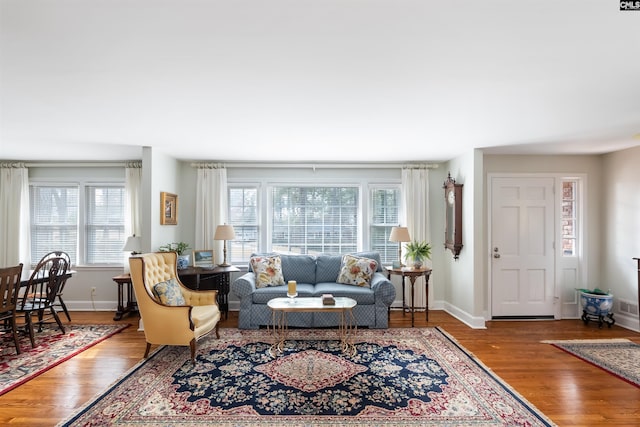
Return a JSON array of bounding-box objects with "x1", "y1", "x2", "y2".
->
[{"x1": 1, "y1": 310, "x2": 639, "y2": 426}]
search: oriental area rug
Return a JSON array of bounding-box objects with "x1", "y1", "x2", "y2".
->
[
  {"x1": 544, "y1": 338, "x2": 640, "y2": 388},
  {"x1": 60, "y1": 327, "x2": 554, "y2": 426},
  {"x1": 0, "y1": 324, "x2": 130, "y2": 396}
]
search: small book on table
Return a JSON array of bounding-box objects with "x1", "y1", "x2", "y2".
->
[{"x1": 322, "y1": 294, "x2": 335, "y2": 305}]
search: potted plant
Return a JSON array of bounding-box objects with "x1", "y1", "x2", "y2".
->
[
  {"x1": 159, "y1": 242, "x2": 191, "y2": 270},
  {"x1": 404, "y1": 240, "x2": 432, "y2": 269}
]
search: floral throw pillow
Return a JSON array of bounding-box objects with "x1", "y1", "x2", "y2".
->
[
  {"x1": 250, "y1": 255, "x2": 285, "y2": 288},
  {"x1": 152, "y1": 278, "x2": 186, "y2": 306},
  {"x1": 336, "y1": 254, "x2": 378, "y2": 287}
]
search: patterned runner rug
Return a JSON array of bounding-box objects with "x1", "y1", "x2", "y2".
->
[
  {"x1": 60, "y1": 327, "x2": 554, "y2": 426},
  {"x1": 544, "y1": 338, "x2": 640, "y2": 387},
  {"x1": 1, "y1": 324, "x2": 130, "y2": 396}
]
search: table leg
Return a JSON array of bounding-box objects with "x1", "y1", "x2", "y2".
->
[
  {"x1": 114, "y1": 281, "x2": 125, "y2": 321},
  {"x1": 269, "y1": 310, "x2": 287, "y2": 358},
  {"x1": 409, "y1": 276, "x2": 417, "y2": 327},
  {"x1": 402, "y1": 276, "x2": 407, "y2": 316},
  {"x1": 126, "y1": 282, "x2": 137, "y2": 314},
  {"x1": 424, "y1": 273, "x2": 430, "y2": 322},
  {"x1": 339, "y1": 308, "x2": 357, "y2": 357}
]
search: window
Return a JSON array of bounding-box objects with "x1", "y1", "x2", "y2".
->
[
  {"x1": 85, "y1": 185, "x2": 125, "y2": 264},
  {"x1": 271, "y1": 186, "x2": 358, "y2": 255},
  {"x1": 370, "y1": 187, "x2": 401, "y2": 264},
  {"x1": 30, "y1": 183, "x2": 125, "y2": 265},
  {"x1": 226, "y1": 170, "x2": 402, "y2": 266},
  {"x1": 228, "y1": 186, "x2": 259, "y2": 263},
  {"x1": 30, "y1": 185, "x2": 79, "y2": 264},
  {"x1": 561, "y1": 180, "x2": 578, "y2": 256}
]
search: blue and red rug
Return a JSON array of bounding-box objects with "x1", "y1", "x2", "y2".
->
[
  {"x1": 545, "y1": 338, "x2": 640, "y2": 388},
  {"x1": 61, "y1": 327, "x2": 554, "y2": 426},
  {"x1": 1, "y1": 324, "x2": 130, "y2": 396}
]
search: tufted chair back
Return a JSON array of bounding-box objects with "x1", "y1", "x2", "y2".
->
[{"x1": 129, "y1": 252, "x2": 220, "y2": 364}]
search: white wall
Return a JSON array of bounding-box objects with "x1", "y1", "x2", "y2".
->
[
  {"x1": 602, "y1": 146, "x2": 640, "y2": 330},
  {"x1": 439, "y1": 150, "x2": 485, "y2": 328}
]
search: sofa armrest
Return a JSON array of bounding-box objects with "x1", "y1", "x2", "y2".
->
[
  {"x1": 231, "y1": 272, "x2": 257, "y2": 299},
  {"x1": 370, "y1": 272, "x2": 396, "y2": 306}
]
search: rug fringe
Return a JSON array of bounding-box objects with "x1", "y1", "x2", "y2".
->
[{"x1": 541, "y1": 338, "x2": 631, "y2": 344}]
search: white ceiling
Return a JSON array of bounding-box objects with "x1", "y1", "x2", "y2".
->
[{"x1": 1, "y1": 0, "x2": 639, "y2": 163}]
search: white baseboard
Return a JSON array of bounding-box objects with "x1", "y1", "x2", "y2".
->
[{"x1": 442, "y1": 301, "x2": 487, "y2": 329}]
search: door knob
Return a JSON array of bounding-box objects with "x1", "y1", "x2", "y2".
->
[{"x1": 493, "y1": 253, "x2": 501, "y2": 258}]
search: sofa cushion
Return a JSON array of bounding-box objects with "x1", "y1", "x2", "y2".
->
[
  {"x1": 336, "y1": 254, "x2": 378, "y2": 287},
  {"x1": 315, "y1": 254, "x2": 342, "y2": 283},
  {"x1": 251, "y1": 283, "x2": 315, "y2": 304},
  {"x1": 152, "y1": 278, "x2": 186, "y2": 306},
  {"x1": 250, "y1": 255, "x2": 285, "y2": 288},
  {"x1": 350, "y1": 251, "x2": 384, "y2": 272},
  {"x1": 280, "y1": 254, "x2": 317, "y2": 284},
  {"x1": 313, "y1": 282, "x2": 376, "y2": 305}
]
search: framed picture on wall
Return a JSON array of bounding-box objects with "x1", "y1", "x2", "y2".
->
[
  {"x1": 193, "y1": 249, "x2": 214, "y2": 267},
  {"x1": 160, "y1": 192, "x2": 178, "y2": 225}
]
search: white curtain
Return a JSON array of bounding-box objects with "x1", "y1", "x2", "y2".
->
[
  {"x1": 401, "y1": 166, "x2": 431, "y2": 307},
  {"x1": 195, "y1": 165, "x2": 228, "y2": 265},
  {"x1": 124, "y1": 162, "x2": 142, "y2": 271},
  {"x1": 125, "y1": 162, "x2": 142, "y2": 237},
  {"x1": 0, "y1": 162, "x2": 30, "y2": 267}
]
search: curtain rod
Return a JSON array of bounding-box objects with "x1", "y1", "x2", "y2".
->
[
  {"x1": 23, "y1": 161, "x2": 136, "y2": 168},
  {"x1": 191, "y1": 162, "x2": 439, "y2": 169}
]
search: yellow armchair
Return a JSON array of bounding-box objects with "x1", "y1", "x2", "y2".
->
[{"x1": 129, "y1": 252, "x2": 220, "y2": 364}]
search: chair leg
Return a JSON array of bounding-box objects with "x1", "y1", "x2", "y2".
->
[
  {"x1": 144, "y1": 342, "x2": 152, "y2": 358},
  {"x1": 50, "y1": 307, "x2": 66, "y2": 334},
  {"x1": 11, "y1": 318, "x2": 21, "y2": 355},
  {"x1": 215, "y1": 323, "x2": 220, "y2": 339},
  {"x1": 190, "y1": 339, "x2": 196, "y2": 365},
  {"x1": 36, "y1": 309, "x2": 44, "y2": 332},
  {"x1": 24, "y1": 314, "x2": 36, "y2": 348},
  {"x1": 58, "y1": 296, "x2": 71, "y2": 322}
]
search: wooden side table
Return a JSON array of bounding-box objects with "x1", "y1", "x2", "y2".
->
[
  {"x1": 386, "y1": 266, "x2": 432, "y2": 327},
  {"x1": 178, "y1": 265, "x2": 240, "y2": 319},
  {"x1": 111, "y1": 273, "x2": 138, "y2": 321}
]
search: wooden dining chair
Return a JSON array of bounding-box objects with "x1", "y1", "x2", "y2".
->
[
  {"x1": 0, "y1": 264, "x2": 24, "y2": 354},
  {"x1": 37, "y1": 251, "x2": 72, "y2": 321},
  {"x1": 18, "y1": 256, "x2": 68, "y2": 348}
]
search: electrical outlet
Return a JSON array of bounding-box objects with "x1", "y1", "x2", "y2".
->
[{"x1": 91, "y1": 286, "x2": 97, "y2": 295}]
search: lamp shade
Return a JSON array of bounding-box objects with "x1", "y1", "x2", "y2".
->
[
  {"x1": 389, "y1": 226, "x2": 411, "y2": 243},
  {"x1": 214, "y1": 224, "x2": 236, "y2": 241},
  {"x1": 122, "y1": 235, "x2": 142, "y2": 253}
]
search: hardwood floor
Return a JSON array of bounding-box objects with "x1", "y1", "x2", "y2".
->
[{"x1": 1, "y1": 310, "x2": 639, "y2": 426}]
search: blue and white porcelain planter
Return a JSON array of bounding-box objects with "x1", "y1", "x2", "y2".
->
[
  {"x1": 580, "y1": 291, "x2": 613, "y2": 316},
  {"x1": 579, "y1": 290, "x2": 615, "y2": 328},
  {"x1": 177, "y1": 255, "x2": 190, "y2": 270}
]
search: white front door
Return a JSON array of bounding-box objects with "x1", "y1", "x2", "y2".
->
[{"x1": 491, "y1": 176, "x2": 556, "y2": 318}]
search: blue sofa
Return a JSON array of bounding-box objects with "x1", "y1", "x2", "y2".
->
[{"x1": 231, "y1": 252, "x2": 396, "y2": 329}]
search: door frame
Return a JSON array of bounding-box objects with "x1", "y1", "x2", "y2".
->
[{"x1": 487, "y1": 173, "x2": 587, "y2": 320}]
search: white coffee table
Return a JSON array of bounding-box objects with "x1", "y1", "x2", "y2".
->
[{"x1": 267, "y1": 296, "x2": 357, "y2": 357}]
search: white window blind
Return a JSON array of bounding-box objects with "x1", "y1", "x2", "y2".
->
[
  {"x1": 371, "y1": 187, "x2": 400, "y2": 264},
  {"x1": 30, "y1": 183, "x2": 125, "y2": 265},
  {"x1": 30, "y1": 185, "x2": 79, "y2": 264},
  {"x1": 271, "y1": 186, "x2": 358, "y2": 255},
  {"x1": 228, "y1": 186, "x2": 258, "y2": 263},
  {"x1": 85, "y1": 185, "x2": 125, "y2": 264}
]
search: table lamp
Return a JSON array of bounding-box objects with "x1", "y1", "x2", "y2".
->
[
  {"x1": 389, "y1": 226, "x2": 411, "y2": 267},
  {"x1": 214, "y1": 224, "x2": 236, "y2": 267},
  {"x1": 122, "y1": 235, "x2": 142, "y2": 256}
]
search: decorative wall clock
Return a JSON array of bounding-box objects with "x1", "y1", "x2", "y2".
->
[{"x1": 443, "y1": 173, "x2": 463, "y2": 259}]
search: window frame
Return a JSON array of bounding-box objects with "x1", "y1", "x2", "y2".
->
[
  {"x1": 226, "y1": 175, "x2": 402, "y2": 266},
  {"x1": 29, "y1": 178, "x2": 125, "y2": 267}
]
